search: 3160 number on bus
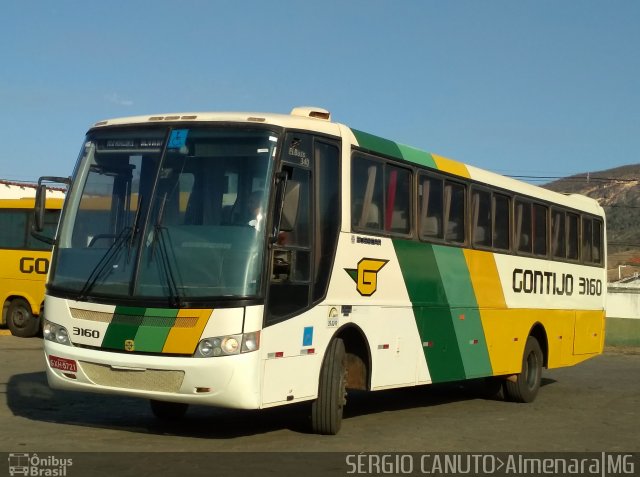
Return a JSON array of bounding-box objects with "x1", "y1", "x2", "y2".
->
[
  {"x1": 578, "y1": 277, "x2": 602, "y2": 296},
  {"x1": 73, "y1": 327, "x2": 101, "y2": 339}
]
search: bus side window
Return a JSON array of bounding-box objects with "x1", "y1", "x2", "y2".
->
[
  {"x1": 418, "y1": 175, "x2": 443, "y2": 240},
  {"x1": 582, "y1": 217, "x2": 593, "y2": 263},
  {"x1": 26, "y1": 209, "x2": 60, "y2": 250},
  {"x1": 533, "y1": 203, "x2": 548, "y2": 256},
  {"x1": 551, "y1": 208, "x2": 566, "y2": 258},
  {"x1": 493, "y1": 193, "x2": 511, "y2": 251},
  {"x1": 385, "y1": 165, "x2": 411, "y2": 234},
  {"x1": 352, "y1": 156, "x2": 382, "y2": 231},
  {"x1": 0, "y1": 210, "x2": 27, "y2": 249},
  {"x1": 515, "y1": 199, "x2": 532, "y2": 254},
  {"x1": 592, "y1": 219, "x2": 603, "y2": 264},
  {"x1": 567, "y1": 212, "x2": 579, "y2": 260},
  {"x1": 471, "y1": 188, "x2": 491, "y2": 247},
  {"x1": 444, "y1": 181, "x2": 465, "y2": 243}
]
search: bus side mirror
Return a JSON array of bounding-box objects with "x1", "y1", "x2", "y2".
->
[
  {"x1": 34, "y1": 184, "x2": 47, "y2": 232},
  {"x1": 31, "y1": 175, "x2": 70, "y2": 245}
]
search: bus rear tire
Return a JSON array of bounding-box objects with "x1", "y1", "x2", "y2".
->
[
  {"x1": 504, "y1": 336, "x2": 543, "y2": 403},
  {"x1": 7, "y1": 298, "x2": 39, "y2": 338},
  {"x1": 149, "y1": 400, "x2": 189, "y2": 421},
  {"x1": 311, "y1": 337, "x2": 347, "y2": 435}
]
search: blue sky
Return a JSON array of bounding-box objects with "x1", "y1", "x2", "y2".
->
[{"x1": 1, "y1": 0, "x2": 638, "y2": 183}]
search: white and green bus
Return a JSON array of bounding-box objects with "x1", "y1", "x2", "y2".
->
[{"x1": 36, "y1": 107, "x2": 606, "y2": 434}]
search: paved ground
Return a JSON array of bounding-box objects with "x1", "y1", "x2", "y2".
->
[{"x1": 0, "y1": 333, "x2": 638, "y2": 476}]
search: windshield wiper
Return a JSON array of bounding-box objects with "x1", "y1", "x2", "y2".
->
[
  {"x1": 77, "y1": 226, "x2": 132, "y2": 301},
  {"x1": 151, "y1": 193, "x2": 183, "y2": 307},
  {"x1": 77, "y1": 195, "x2": 143, "y2": 300}
]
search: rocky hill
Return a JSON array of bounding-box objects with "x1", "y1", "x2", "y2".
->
[{"x1": 543, "y1": 164, "x2": 640, "y2": 278}]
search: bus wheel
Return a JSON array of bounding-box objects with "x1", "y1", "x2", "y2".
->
[
  {"x1": 504, "y1": 336, "x2": 543, "y2": 403},
  {"x1": 149, "y1": 400, "x2": 189, "y2": 420},
  {"x1": 311, "y1": 337, "x2": 347, "y2": 435},
  {"x1": 7, "y1": 298, "x2": 39, "y2": 338}
]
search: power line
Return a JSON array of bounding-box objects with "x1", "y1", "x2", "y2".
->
[{"x1": 508, "y1": 175, "x2": 639, "y2": 183}]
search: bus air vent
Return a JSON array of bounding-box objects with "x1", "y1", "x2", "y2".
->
[{"x1": 290, "y1": 106, "x2": 331, "y2": 121}]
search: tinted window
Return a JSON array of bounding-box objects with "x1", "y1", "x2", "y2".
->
[
  {"x1": 593, "y1": 219, "x2": 603, "y2": 265},
  {"x1": 0, "y1": 211, "x2": 27, "y2": 249},
  {"x1": 445, "y1": 181, "x2": 465, "y2": 243},
  {"x1": 567, "y1": 213, "x2": 579, "y2": 260},
  {"x1": 472, "y1": 188, "x2": 491, "y2": 247},
  {"x1": 26, "y1": 209, "x2": 60, "y2": 250},
  {"x1": 493, "y1": 193, "x2": 510, "y2": 251},
  {"x1": 384, "y1": 165, "x2": 411, "y2": 234},
  {"x1": 418, "y1": 174, "x2": 444, "y2": 241},
  {"x1": 351, "y1": 154, "x2": 411, "y2": 235},
  {"x1": 582, "y1": 217, "x2": 593, "y2": 263},
  {"x1": 533, "y1": 204, "x2": 548, "y2": 256},
  {"x1": 352, "y1": 156, "x2": 383, "y2": 231},
  {"x1": 515, "y1": 200, "x2": 532, "y2": 254},
  {"x1": 551, "y1": 208, "x2": 565, "y2": 258}
]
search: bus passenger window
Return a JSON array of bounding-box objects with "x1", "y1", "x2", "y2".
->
[
  {"x1": 385, "y1": 165, "x2": 411, "y2": 234},
  {"x1": 351, "y1": 156, "x2": 383, "y2": 231},
  {"x1": 444, "y1": 181, "x2": 465, "y2": 243},
  {"x1": 592, "y1": 219, "x2": 602, "y2": 264},
  {"x1": 533, "y1": 204, "x2": 548, "y2": 256},
  {"x1": 493, "y1": 193, "x2": 510, "y2": 251},
  {"x1": 472, "y1": 188, "x2": 491, "y2": 247},
  {"x1": 419, "y1": 175, "x2": 443, "y2": 240},
  {"x1": 551, "y1": 209, "x2": 566, "y2": 258},
  {"x1": 567, "y1": 213, "x2": 579, "y2": 260},
  {"x1": 0, "y1": 211, "x2": 27, "y2": 249},
  {"x1": 582, "y1": 217, "x2": 593, "y2": 263},
  {"x1": 515, "y1": 200, "x2": 532, "y2": 254}
]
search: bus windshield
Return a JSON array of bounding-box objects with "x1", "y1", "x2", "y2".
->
[{"x1": 50, "y1": 126, "x2": 278, "y2": 303}]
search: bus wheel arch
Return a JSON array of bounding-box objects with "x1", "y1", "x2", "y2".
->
[
  {"x1": 336, "y1": 324, "x2": 371, "y2": 391},
  {"x1": 6, "y1": 296, "x2": 40, "y2": 338},
  {"x1": 528, "y1": 322, "x2": 549, "y2": 368}
]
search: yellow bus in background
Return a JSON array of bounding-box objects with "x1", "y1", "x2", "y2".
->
[{"x1": 0, "y1": 187, "x2": 64, "y2": 337}]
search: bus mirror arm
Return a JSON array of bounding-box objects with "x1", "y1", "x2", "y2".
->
[{"x1": 32, "y1": 175, "x2": 71, "y2": 241}]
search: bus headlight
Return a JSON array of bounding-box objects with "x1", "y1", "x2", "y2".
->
[
  {"x1": 43, "y1": 320, "x2": 71, "y2": 346},
  {"x1": 195, "y1": 331, "x2": 260, "y2": 358}
]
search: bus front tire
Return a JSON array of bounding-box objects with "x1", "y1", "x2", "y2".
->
[
  {"x1": 504, "y1": 336, "x2": 543, "y2": 403},
  {"x1": 311, "y1": 337, "x2": 347, "y2": 435},
  {"x1": 7, "y1": 298, "x2": 39, "y2": 338},
  {"x1": 149, "y1": 400, "x2": 189, "y2": 421}
]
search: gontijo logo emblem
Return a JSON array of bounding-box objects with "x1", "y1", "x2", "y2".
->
[{"x1": 345, "y1": 258, "x2": 389, "y2": 296}]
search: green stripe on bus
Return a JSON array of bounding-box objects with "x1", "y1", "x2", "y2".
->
[
  {"x1": 351, "y1": 129, "x2": 438, "y2": 169},
  {"x1": 432, "y1": 246, "x2": 493, "y2": 379},
  {"x1": 393, "y1": 241, "x2": 493, "y2": 382},
  {"x1": 101, "y1": 306, "x2": 147, "y2": 350},
  {"x1": 133, "y1": 308, "x2": 178, "y2": 353},
  {"x1": 397, "y1": 144, "x2": 437, "y2": 169},
  {"x1": 352, "y1": 129, "x2": 404, "y2": 161},
  {"x1": 392, "y1": 240, "x2": 466, "y2": 382}
]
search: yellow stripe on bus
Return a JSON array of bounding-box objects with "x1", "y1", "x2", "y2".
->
[
  {"x1": 432, "y1": 153, "x2": 470, "y2": 178},
  {"x1": 462, "y1": 249, "x2": 603, "y2": 374},
  {"x1": 162, "y1": 309, "x2": 212, "y2": 354}
]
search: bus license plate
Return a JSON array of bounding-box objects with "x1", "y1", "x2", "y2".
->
[{"x1": 49, "y1": 355, "x2": 78, "y2": 373}]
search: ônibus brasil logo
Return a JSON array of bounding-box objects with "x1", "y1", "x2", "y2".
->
[{"x1": 345, "y1": 258, "x2": 388, "y2": 296}]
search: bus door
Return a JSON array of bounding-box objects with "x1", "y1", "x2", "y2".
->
[{"x1": 262, "y1": 133, "x2": 340, "y2": 405}]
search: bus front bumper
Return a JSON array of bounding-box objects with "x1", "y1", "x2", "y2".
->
[{"x1": 43, "y1": 340, "x2": 262, "y2": 409}]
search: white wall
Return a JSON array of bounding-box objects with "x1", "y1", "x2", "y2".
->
[{"x1": 606, "y1": 288, "x2": 640, "y2": 319}]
